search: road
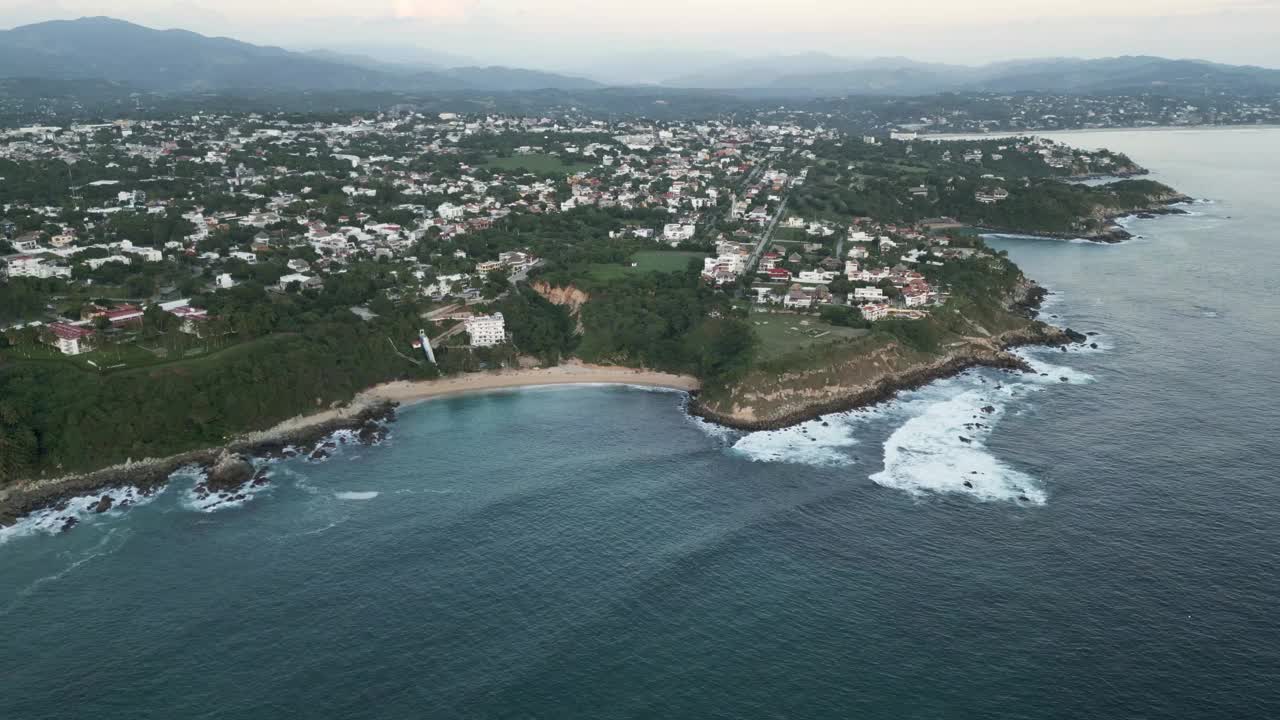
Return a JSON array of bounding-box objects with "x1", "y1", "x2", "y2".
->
[
  {"x1": 747, "y1": 190, "x2": 793, "y2": 273},
  {"x1": 726, "y1": 163, "x2": 766, "y2": 223}
]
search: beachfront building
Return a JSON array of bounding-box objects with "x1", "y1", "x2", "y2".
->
[{"x1": 465, "y1": 312, "x2": 507, "y2": 347}]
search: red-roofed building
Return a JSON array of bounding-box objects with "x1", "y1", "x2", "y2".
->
[
  {"x1": 169, "y1": 305, "x2": 210, "y2": 335},
  {"x1": 47, "y1": 322, "x2": 96, "y2": 356},
  {"x1": 101, "y1": 305, "x2": 144, "y2": 328}
]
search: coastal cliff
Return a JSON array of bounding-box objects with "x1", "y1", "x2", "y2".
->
[
  {"x1": 691, "y1": 280, "x2": 1080, "y2": 430},
  {"x1": 690, "y1": 323, "x2": 1072, "y2": 430},
  {"x1": 0, "y1": 400, "x2": 396, "y2": 529}
]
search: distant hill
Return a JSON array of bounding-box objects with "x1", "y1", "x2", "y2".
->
[
  {"x1": 1, "y1": 18, "x2": 1274, "y2": 98},
  {"x1": 0, "y1": 17, "x2": 601, "y2": 93},
  {"x1": 665, "y1": 53, "x2": 1280, "y2": 97}
]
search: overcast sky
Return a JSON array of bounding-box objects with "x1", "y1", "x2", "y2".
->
[{"x1": 2, "y1": 0, "x2": 1278, "y2": 79}]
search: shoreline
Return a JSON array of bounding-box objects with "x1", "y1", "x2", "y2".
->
[
  {"x1": 0, "y1": 364, "x2": 698, "y2": 529},
  {"x1": 688, "y1": 323, "x2": 1076, "y2": 431},
  {"x1": 364, "y1": 363, "x2": 700, "y2": 407},
  {"x1": 1, "y1": 300, "x2": 1076, "y2": 529},
  {"x1": 687, "y1": 280, "x2": 1077, "y2": 431},
  {"x1": 978, "y1": 195, "x2": 1195, "y2": 243}
]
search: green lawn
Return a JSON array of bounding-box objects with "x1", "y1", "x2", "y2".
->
[
  {"x1": 0, "y1": 334, "x2": 284, "y2": 376},
  {"x1": 750, "y1": 310, "x2": 869, "y2": 361},
  {"x1": 584, "y1": 250, "x2": 707, "y2": 281},
  {"x1": 481, "y1": 153, "x2": 595, "y2": 175},
  {"x1": 2, "y1": 341, "x2": 163, "y2": 372},
  {"x1": 631, "y1": 250, "x2": 706, "y2": 272}
]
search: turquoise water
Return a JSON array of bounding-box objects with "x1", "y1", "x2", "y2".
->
[{"x1": 3, "y1": 128, "x2": 1280, "y2": 718}]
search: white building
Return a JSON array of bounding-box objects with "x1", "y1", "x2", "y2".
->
[
  {"x1": 796, "y1": 269, "x2": 838, "y2": 284},
  {"x1": 663, "y1": 223, "x2": 696, "y2": 244},
  {"x1": 47, "y1": 322, "x2": 95, "y2": 356},
  {"x1": 854, "y1": 286, "x2": 887, "y2": 302},
  {"x1": 465, "y1": 312, "x2": 507, "y2": 347},
  {"x1": 859, "y1": 303, "x2": 890, "y2": 321},
  {"x1": 85, "y1": 255, "x2": 131, "y2": 270},
  {"x1": 5, "y1": 255, "x2": 71, "y2": 279},
  {"x1": 437, "y1": 203, "x2": 466, "y2": 221}
]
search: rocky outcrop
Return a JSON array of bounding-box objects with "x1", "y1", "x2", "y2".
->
[
  {"x1": 690, "y1": 349, "x2": 1034, "y2": 431},
  {"x1": 530, "y1": 282, "x2": 590, "y2": 334},
  {"x1": 206, "y1": 452, "x2": 254, "y2": 493},
  {"x1": 0, "y1": 400, "x2": 398, "y2": 529},
  {"x1": 691, "y1": 318, "x2": 1078, "y2": 432}
]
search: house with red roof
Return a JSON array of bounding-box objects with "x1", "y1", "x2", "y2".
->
[{"x1": 47, "y1": 322, "x2": 96, "y2": 356}]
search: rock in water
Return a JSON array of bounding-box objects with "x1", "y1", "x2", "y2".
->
[
  {"x1": 357, "y1": 420, "x2": 389, "y2": 445},
  {"x1": 251, "y1": 467, "x2": 271, "y2": 487},
  {"x1": 93, "y1": 495, "x2": 114, "y2": 513},
  {"x1": 206, "y1": 452, "x2": 254, "y2": 492}
]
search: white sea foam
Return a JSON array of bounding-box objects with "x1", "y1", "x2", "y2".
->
[
  {"x1": 0, "y1": 485, "x2": 164, "y2": 545},
  {"x1": 686, "y1": 414, "x2": 740, "y2": 444},
  {"x1": 182, "y1": 466, "x2": 273, "y2": 513},
  {"x1": 334, "y1": 491, "x2": 379, "y2": 501},
  {"x1": 623, "y1": 384, "x2": 688, "y2": 395},
  {"x1": 870, "y1": 385, "x2": 1047, "y2": 505},
  {"x1": 1014, "y1": 348, "x2": 1097, "y2": 385},
  {"x1": 730, "y1": 413, "x2": 872, "y2": 467},
  {"x1": 732, "y1": 415, "x2": 860, "y2": 466}
]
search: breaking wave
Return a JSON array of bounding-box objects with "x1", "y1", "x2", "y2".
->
[
  {"x1": 869, "y1": 384, "x2": 1047, "y2": 504},
  {"x1": 0, "y1": 486, "x2": 164, "y2": 545},
  {"x1": 709, "y1": 339, "x2": 1096, "y2": 503},
  {"x1": 729, "y1": 412, "x2": 877, "y2": 467},
  {"x1": 334, "y1": 491, "x2": 379, "y2": 501}
]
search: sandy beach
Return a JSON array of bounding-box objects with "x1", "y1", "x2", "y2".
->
[{"x1": 363, "y1": 362, "x2": 700, "y2": 406}]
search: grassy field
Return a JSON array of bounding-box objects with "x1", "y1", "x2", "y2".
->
[
  {"x1": 0, "y1": 334, "x2": 282, "y2": 376},
  {"x1": 632, "y1": 251, "x2": 705, "y2": 272},
  {"x1": 750, "y1": 309, "x2": 869, "y2": 361},
  {"x1": 481, "y1": 153, "x2": 595, "y2": 175},
  {"x1": 585, "y1": 250, "x2": 707, "y2": 281}
]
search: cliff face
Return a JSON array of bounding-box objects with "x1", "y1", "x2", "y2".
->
[
  {"x1": 692, "y1": 321, "x2": 1072, "y2": 431},
  {"x1": 530, "y1": 282, "x2": 590, "y2": 310},
  {"x1": 530, "y1": 282, "x2": 590, "y2": 334}
]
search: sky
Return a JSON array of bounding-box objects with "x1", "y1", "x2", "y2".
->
[{"x1": 1, "y1": 0, "x2": 1278, "y2": 81}]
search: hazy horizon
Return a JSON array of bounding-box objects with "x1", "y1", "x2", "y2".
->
[{"x1": 1, "y1": 0, "x2": 1278, "y2": 83}]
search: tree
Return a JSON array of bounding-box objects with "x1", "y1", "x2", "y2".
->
[{"x1": 482, "y1": 270, "x2": 511, "y2": 300}]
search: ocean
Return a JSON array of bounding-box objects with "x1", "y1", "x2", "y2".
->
[{"x1": 3, "y1": 128, "x2": 1279, "y2": 719}]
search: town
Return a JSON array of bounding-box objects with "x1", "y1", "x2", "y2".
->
[
  {"x1": 0, "y1": 107, "x2": 1180, "y2": 480},
  {"x1": 0, "y1": 112, "x2": 1153, "y2": 360}
]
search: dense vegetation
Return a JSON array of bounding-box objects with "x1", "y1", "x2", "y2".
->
[{"x1": 574, "y1": 270, "x2": 754, "y2": 383}]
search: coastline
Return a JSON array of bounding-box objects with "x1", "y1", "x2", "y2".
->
[
  {"x1": 688, "y1": 323, "x2": 1075, "y2": 431},
  {"x1": 0, "y1": 290, "x2": 1080, "y2": 530},
  {"x1": 977, "y1": 195, "x2": 1195, "y2": 243},
  {"x1": 0, "y1": 364, "x2": 699, "y2": 529},
  {"x1": 688, "y1": 280, "x2": 1079, "y2": 431}
]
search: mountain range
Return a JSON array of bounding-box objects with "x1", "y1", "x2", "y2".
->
[
  {"x1": 0, "y1": 17, "x2": 601, "y2": 93},
  {"x1": 1, "y1": 17, "x2": 1278, "y2": 97},
  {"x1": 663, "y1": 52, "x2": 1280, "y2": 96}
]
